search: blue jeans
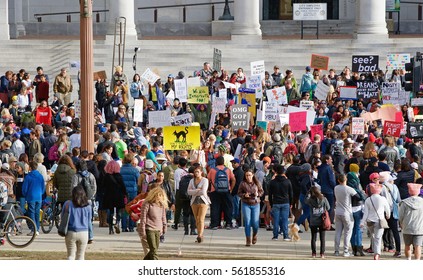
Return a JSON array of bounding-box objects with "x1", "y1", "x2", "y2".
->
[
  {"x1": 19, "y1": 197, "x2": 26, "y2": 215},
  {"x1": 241, "y1": 203, "x2": 260, "y2": 237},
  {"x1": 351, "y1": 210, "x2": 363, "y2": 247},
  {"x1": 232, "y1": 195, "x2": 240, "y2": 222},
  {"x1": 296, "y1": 193, "x2": 310, "y2": 226},
  {"x1": 27, "y1": 201, "x2": 41, "y2": 232},
  {"x1": 121, "y1": 191, "x2": 136, "y2": 230},
  {"x1": 271, "y1": 203, "x2": 290, "y2": 239},
  {"x1": 88, "y1": 200, "x2": 94, "y2": 240}
]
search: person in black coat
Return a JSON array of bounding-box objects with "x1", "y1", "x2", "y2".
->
[{"x1": 395, "y1": 159, "x2": 416, "y2": 199}]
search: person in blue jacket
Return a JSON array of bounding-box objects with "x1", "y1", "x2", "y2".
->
[
  {"x1": 317, "y1": 155, "x2": 336, "y2": 228},
  {"x1": 22, "y1": 161, "x2": 46, "y2": 235}
]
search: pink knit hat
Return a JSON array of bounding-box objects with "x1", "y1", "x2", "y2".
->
[
  {"x1": 407, "y1": 183, "x2": 422, "y2": 196},
  {"x1": 369, "y1": 183, "x2": 382, "y2": 195}
]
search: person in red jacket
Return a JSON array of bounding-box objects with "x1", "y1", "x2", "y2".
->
[
  {"x1": 34, "y1": 100, "x2": 53, "y2": 126},
  {"x1": 35, "y1": 74, "x2": 49, "y2": 103}
]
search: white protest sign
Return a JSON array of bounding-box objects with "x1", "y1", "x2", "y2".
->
[
  {"x1": 266, "y1": 86, "x2": 288, "y2": 105},
  {"x1": 213, "y1": 96, "x2": 227, "y2": 113},
  {"x1": 174, "y1": 78, "x2": 188, "y2": 102},
  {"x1": 209, "y1": 111, "x2": 216, "y2": 130},
  {"x1": 234, "y1": 144, "x2": 243, "y2": 160},
  {"x1": 300, "y1": 100, "x2": 315, "y2": 111},
  {"x1": 231, "y1": 104, "x2": 249, "y2": 130},
  {"x1": 250, "y1": 60, "x2": 265, "y2": 80},
  {"x1": 187, "y1": 77, "x2": 201, "y2": 87},
  {"x1": 386, "y1": 53, "x2": 411, "y2": 71},
  {"x1": 74, "y1": 100, "x2": 81, "y2": 118},
  {"x1": 133, "y1": 99, "x2": 144, "y2": 122},
  {"x1": 263, "y1": 102, "x2": 279, "y2": 122},
  {"x1": 279, "y1": 113, "x2": 290, "y2": 126},
  {"x1": 148, "y1": 110, "x2": 171, "y2": 128},
  {"x1": 171, "y1": 113, "x2": 192, "y2": 126},
  {"x1": 339, "y1": 86, "x2": 357, "y2": 99},
  {"x1": 140, "y1": 68, "x2": 160, "y2": 85},
  {"x1": 247, "y1": 75, "x2": 263, "y2": 99},
  {"x1": 222, "y1": 81, "x2": 236, "y2": 89},
  {"x1": 166, "y1": 89, "x2": 175, "y2": 105},
  {"x1": 411, "y1": 98, "x2": 423, "y2": 106},
  {"x1": 314, "y1": 80, "x2": 330, "y2": 101},
  {"x1": 385, "y1": 89, "x2": 408, "y2": 105},
  {"x1": 351, "y1": 117, "x2": 365, "y2": 135}
]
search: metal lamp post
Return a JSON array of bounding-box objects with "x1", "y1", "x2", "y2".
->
[{"x1": 219, "y1": 0, "x2": 234, "y2": 20}]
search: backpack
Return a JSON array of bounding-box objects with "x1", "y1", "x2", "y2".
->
[
  {"x1": 178, "y1": 174, "x2": 193, "y2": 200},
  {"x1": 330, "y1": 140, "x2": 343, "y2": 156},
  {"x1": 270, "y1": 144, "x2": 283, "y2": 164},
  {"x1": 304, "y1": 143, "x2": 314, "y2": 162},
  {"x1": 78, "y1": 173, "x2": 95, "y2": 199},
  {"x1": 48, "y1": 144, "x2": 60, "y2": 162},
  {"x1": 214, "y1": 167, "x2": 229, "y2": 193},
  {"x1": 141, "y1": 170, "x2": 155, "y2": 193}
]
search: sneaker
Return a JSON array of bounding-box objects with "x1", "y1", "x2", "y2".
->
[
  {"x1": 374, "y1": 254, "x2": 380, "y2": 260},
  {"x1": 283, "y1": 238, "x2": 291, "y2": 241},
  {"x1": 312, "y1": 253, "x2": 316, "y2": 258},
  {"x1": 87, "y1": 240, "x2": 93, "y2": 244},
  {"x1": 343, "y1": 251, "x2": 350, "y2": 257},
  {"x1": 266, "y1": 225, "x2": 273, "y2": 231},
  {"x1": 210, "y1": 227, "x2": 218, "y2": 230},
  {"x1": 160, "y1": 235, "x2": 165, "y2": 243},
  {"x1": 171, "y1": 225, "x2": 178, "y2": 230},
  {"x1": 272, "y1": 237, "x2": 278, "y2": 241},
  {"x1": 393, "y1": 251, "x2": 401, "y2": 258},
  {"x1": 334, "y1": 251, "x2": 340, "y2": 256},
  {"x1": 320, "y1": 253, "x2": 325, "y2": 259}
]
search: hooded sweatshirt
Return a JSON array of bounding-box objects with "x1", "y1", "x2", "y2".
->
[
  {"x1": 305, "y1": 195, "x2": 330, "y2": 227},
  {"x1": 134, "y1": 127, "x2": 150, "y2": 149},
  {"x1": 268, "y1": 175, "x2": 293, "y2": 206},
  {"x1": 22, "y1": 170, "x2": 45, "y2": 202},
  {"x1": 399, "y1": 196, "x2": 423, "y2": 235}
]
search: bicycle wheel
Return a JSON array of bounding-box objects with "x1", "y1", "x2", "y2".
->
[
  {"x1": 41, "y1": 206, "x2": 54, "y2": 234},
  {"x1": 5, "y1": 216, "x2": 36, "y2": 248}
]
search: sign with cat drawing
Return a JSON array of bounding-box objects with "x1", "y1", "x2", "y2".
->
[{"x1": 163, "y1": 126, "x2": 201, "y2": 150}]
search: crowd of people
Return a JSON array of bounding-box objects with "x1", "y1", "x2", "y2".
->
[{"x1": 1, "y1": 60, "x2": 423, "y2": 261}]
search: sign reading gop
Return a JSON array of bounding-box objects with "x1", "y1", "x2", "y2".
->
[{"x1": 352, "y1": 55, "x2": 379, "y2": 73}]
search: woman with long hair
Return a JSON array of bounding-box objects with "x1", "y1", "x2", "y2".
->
[
  {"x1": 188, "y1": 166, "x2": 211, "y2": 243},
  {"x1": 305, "y1": 186, "x2": 330, "y2": 258},
  {"x1": 238, "y1": 169, "x2": 264, "y2": 246},
  {"x1": 102, "y1": 160, "x2": 127, "y2": 234},
  {"x1": 139, "y1": 187, "x2": 168, "y2": 260},
  {"x1": 62, "y1": 186, "x2": 92, "y2": 260}
]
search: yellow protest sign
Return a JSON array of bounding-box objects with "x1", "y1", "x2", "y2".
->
[
  {"x1": 188, "y1": 86, "x2": 209, "y2": 104},
  {"x1": 163, "y1": 126, "x2": 201, "y2": 150}
]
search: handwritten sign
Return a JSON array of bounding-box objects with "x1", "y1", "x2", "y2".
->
[
  {"x1": 209, "y1": 111, "x2": 216, "y2": 130},
  {"x1": 279, "y1": 113, "x2": 290, "y2": 126},
  {"x1": 148, "y1": 110, "x2": 171, "y2": 128},
  {"x1": 266, "y1": 86, "x2": 288, "y2": 105},
  {"x1": 140, "y1": 68, "x2": 160, "y2": 85},
  {"x1": 310, "y1": 124, "x2": 323, "y2": 140},
  {"x1": 351, "y1": 117, "x2": 365, "y2": 135},
  {"x1": 386, "y1": 53, "x2": 410, "y2": 71},
  {"x1": 174, "y1": 78, "x2": 188, "y2": 102},
  {"x1": 171, "y1": 113, "x2": 192, "y2": 126},
  {"x1": 356, "y1": 81, "x2": 379, "y2": 101},
  {"x1": 263, "y1": 102, "x2": 279, "y2": 122},
  {"x1": 310, "y1": 54, "x2": 329, "y2": 70},
  {"x1": 383, "y1": 121, "x2": 402, "y2": 137},
  {"x1": 213, "y1": 96, "x2": 227, "y2": 113},
  {"x1": 188, "y1": 86, "x2": 209, "y2": 104},
  {"x1": 250, "y1": 60, "x2": 265, "y2": 80},
  {"x1": 93, "y1": 70, "x2": 107, "y2": 81},
  {"x1": 289, "y1": 111, "x2": 307, "y2": 132},
  {"x1": 382, "y1": 82, "x2": 400, "y2": 104},
  {"x1": 247, "y1": 75, "x2": 263, "y2": 99},
  {"x1": 163, "y1": 126, "x2": 201, "y2": 151},
  {"x1": 133, "y1": 99, "x2": 143, "y2": 122},
  {"x1": 231, "y1": 104, "x2": 249, "y2": 130},
  {"x1": 300, "y1": 100, "x2": 315, "y2": 111},
  {"x1": 339, "y1": 86, "x2": 357, "y2": 100},
  {"x1": 314, "y1": 80, "x2": 330, "y2": 101}
]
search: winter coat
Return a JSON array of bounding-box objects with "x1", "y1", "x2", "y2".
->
[
  {"x1": 395, "y1": 170, "x2": 415, "y2": 199},
  {"x1": 22, "y1": 170, "x2": 45, "y2": 202},
  {"x1": 399, "y1": 196, "x2": 423, "y2": 235},
  {"x1": 102, "y1": 173, "x2": 127, "y2": 209},
  {"x1": 317, "y1": 163, "x2": 336, "y2": 195},
  {"x1": 268, "y1": 175, "x2": 293, "y2": 206},
  {"x1": 53, "y1": 164, "x2": 76, "y2": 203}
]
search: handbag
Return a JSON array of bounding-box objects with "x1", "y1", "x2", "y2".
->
[
  {"x1": 321, "y1": 210, "x2": 331, "y2": 231},
  {"x1": 58, "y1": 201, "x2": 71, "y2": 237},
  {"x1": 369, "y1": 196, "x2": 390, "y2": 229}
]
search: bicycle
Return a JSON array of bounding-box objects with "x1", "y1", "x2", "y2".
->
[
  {"x1": 41, "y1": 189, "x2": 61, "y2": 234},
  {"x1": 0, "y1": 202, "x2": 36, "y2": 248}
]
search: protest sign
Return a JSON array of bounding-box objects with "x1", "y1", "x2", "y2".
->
[
  {"x1": 401, "y1": 122, "x2": 407, "y2": 135},
  {"x1": 382, "y1": 82, "x2": 400, "y2": 104},
  {"x1": 339, "y1": 86, "x2": 357, "y2": 100},
  {"x1": 300, "y1": 100, "x2": 315, "y2": 111},
  {"x1": 266, "y1": 87, "x2": 288, "y2": 105},
  {"x1": 351, "y1": 117, "x2": 365, "y2": 135},
  {"x1": 241, "y1": 92, "x2": 257, "y2": 118},
  {"x1": 93, "y1": 70, "x2": 107, "y2": 81},
  {"x1": 166, "y1": 89, "x2": 175, "y2": 104},
  {"x1": 263, "y1": 102, "x2": 279, "y2": 122},
  {"x1": 74, "y1": 100, "x2": 81, "y2": 119},
  {"x1": 408, "y1": 122, "x2": 423, "y2": 139},
  {"x1": 385, "y1": 88, "x2": 408, "y2": 105},
  {"x1": 213, "y1": 96, "x2": 227, "y2": 113},
  {"x1": 279, "y1": 113, "x2": 290, "y2": 126},
  {"x1": 213, "y1": 48, "x2": 222, "y2": 71},
  {"x1": 282, "y1": 105, "x2": 316, "y2": 129},
  {"x1": 148, "y1": 110, "x2": 171, "y2": 128},
  {"x1": 133, "y1": 99, "x2": 143, "y2": 122},
  {"x1": 356, "y1": 81, "x2": 379, "y2": 101},
  {"x1": 314, "y1": 80, "x2": 330, "y2": 101},
  {"x1": 163, "y1": 126, "x2": 201, "y2": 150},
  {"x1": 386, "y1": 53, "x2": 410, "y2": 71},
  {"x1": 310, "y1": 124, "x2": 324, "y2": 140},
  {"x1": 289, "y1": 111, "x2": 307, "y2": 132},
  {"x1": 256, "y1": 121, "x2": 268, "y2": 132},
  {"x1": 231, "y1": 104, "x2": 249, "y2": 130},
  {"x1": 352, "y1": 55, "x2": 379, "y2": 72},
  {"x1": 411, "y1": 98, "x2": 423, "y2": 107},
  {"x1": 310, "y1": 54, "x2": 330, "y2": 70},
  {"x1": 383, "y1": 121, "x2": 402, "y2": 137},
  {"x1": 247, "y1": 75, "x2": 263, "y2": 99},
  {"x1": 209, "y1": 111, "x2": 216, "y2": 130},
  {"x1": 171, "y1": 113, "x2": 192, "y2": 126},
  {"x1": 174, "y1": 78, "x2": 188, "y2": 102},
  {"x1": 140, "y1": 68, "x2": 160, "y2": 85},
  {"x1": 250, "y1": 60, "x2": 265, "y2": 80},
  {"x1": 188, "y1": 86, "x2": 209, "y2": 104}
]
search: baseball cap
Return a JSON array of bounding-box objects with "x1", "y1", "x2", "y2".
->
[
  {"x1": 231, "y1": 158, "x2": 240, "y2": 164},
  {"x1": 306, "y1": 66, "x2": 311, "y2": 71}
]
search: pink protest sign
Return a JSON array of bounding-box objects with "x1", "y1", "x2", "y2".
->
[
  {"x1": 310, "y1": 124, "x2": 324, "y2": 140},
  {"x1": 289, "y1": 111, "x2": 307, "y2": 132}
]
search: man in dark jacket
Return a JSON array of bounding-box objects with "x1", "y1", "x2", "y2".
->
[
  {"x1": 268, "y1": 164, "x2": 293, "y2": 241},
  {"x1": 317, "y1": 155, "x2": 336, "y2": 225},
  {"x1": 231, "y1": 158, "x2": 244, "y2": 228},
  {"x1": 285, "y1": 156, "x2": 302, "y2": 220},
  {"x1": 359, "y1": 157, "x2": 382, "y2": 190},
  {"x1": 230, "y1": 129, "x2": 246, "y2": 155}
]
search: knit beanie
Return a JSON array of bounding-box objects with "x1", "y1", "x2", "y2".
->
[
  {"x1": 408, "y1": 183, "x2": 422, "y2": 196},
  {"x1": 349, "y1": 163, "x2": 359, "y2": 174}
]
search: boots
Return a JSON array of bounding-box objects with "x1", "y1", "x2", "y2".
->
[
  {"x1": 357, "y1": 246, "x2": 366, "y2": 256},
  {"x1": 109, "y1": 224, "x2": 114, "y2": 235},
  {"x1": 352, "y1": 245, "x2": 358, "y2": 256},
  {"x1": 99, "y1": 210, "x2": 109, "y2": 227},
  {"x1": 252, "y1": 233, "x2": 258, "y2": 245},
  {"x1": 246, "y1": 237, "x2": 251, "y2": 247}
]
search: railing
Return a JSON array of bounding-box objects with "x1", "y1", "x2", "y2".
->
[
  {"x1": 33, "y1": 9, "x2": 109, "y2": 23},
  {"x1": 137, "y1": 1, "x2": 234, "y2": 23}
]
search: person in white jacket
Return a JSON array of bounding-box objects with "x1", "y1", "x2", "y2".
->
[
  {"x1": 399, "y1": 183, "x2": 423, "y2": 260},
  {"x1": 361, "y1": 183, "x2": 390, "y2": 260}
]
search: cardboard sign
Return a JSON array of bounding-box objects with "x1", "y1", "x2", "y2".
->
[
  {"x1": 213, "y1": 48, "x2": 222, "y2": 71},
  {"x1": 256, "y1": 121, "x2": 268, "y2": 132},
  {"x1": 163, "y1": 126, "x2": 201, "y2": 151},
  {"x1": 247, "y1": 75, "x2": 263, "y2": 99},
  {"x1": 140, "y1": 68, "x2": 160, "y2": 85},
  {"x1": 213, "y1": 96, "x2": 227, "y2": 113},
  {"x1": 384, "y1": 121, "x2": 402, "y2": 137},
  {"x1": 339, "y1": 86, "x2": 357, "y2": 100},
  {"x1": 385, "y1": 88, "x2": 409, "y2": 105},
  {"x1": 93, "y1": 70, "x2": 107, "y2": 81},
  {"x1": 352, "y1": 55, "x2": 379, "y2": 72},
  {"x1": 209, "y1": 111, "x2": 216, "y2": 130},
  {"x1": 314, "y1": 80, "x2": 330, "y2": 101},
  {"x1": 356, "y1": 81, "x2": 379, "y2": 101},
  {"x1": 171, "y1": 113, "x2": 192, "y2": 126},
  {"x1": 408, "y1": 122, "x2": 423, "y2": 139},
  {"x1": 279, "y1": 113, "x2": 290, "y2": 126},
  {"x1": 133, "y1": 99, "x2": 143, "y2": 122},
  {"x1": 266, "y1": 87, "x2": 288, "y2": 105},
  {"x1": 310, "y1": 124, "x2": 324, "y2": 141},
  {"x1": 188, "y1": 86, "x2": 209, "y2": 104},
  {"x1": 148, "y1": 110, "x2": 171, "y2": 128},
  {"x1": 310, "y1": 54, "x2": 329, "y2": 70},
  {"x1": 263, "y1": 102, "x2": 279, "y2": 122},
  {"x1": 300, "y1": 100, "x2": 315, "y2": 111},
  {"x1": 289, "y1": 111, "x2": 307, "y2": 132},
  {"x1": 386, "y1": 53, "x2": 410, "y2": 71},
  {"x1": 174, "y1": 78, "x2": 188, "y2": 102},
  {"x1": 231, "y1": 104, "x2": 249, "y2": 130},
  {"x1": 250, "y1": 60, "x2": 265, "y2": 80},
  {"x1": 351, "y1": 117, "x2": 365, "y2": 135}
]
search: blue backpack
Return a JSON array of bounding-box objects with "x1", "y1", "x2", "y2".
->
[{"x1": 214, "y1": 167, "x2": 229, "y2": 193}]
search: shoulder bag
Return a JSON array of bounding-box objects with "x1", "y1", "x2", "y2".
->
[
  {"x1": 58, "y1": 201, "x2": 71, "y2": 237},
  {"x1": 369, "y1": 196, "x2": 389, "y2": 229}
]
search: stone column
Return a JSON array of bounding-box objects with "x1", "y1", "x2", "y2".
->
[
  {"x1": 355, "y1": 0, "x2": 388, "y2": 40},
  {"x1": 10, "y1": 0, "x2": 26, "y2": 38},
  {"x1": 107, "y1": 0, "x2": 137, "y2": 37},
  {"x1": 0, "y1": 0, "x2": 9, "y2": 39},
  {"x1": 231, "y1": 0, "x2": 262, "y2": 37},
  {"x1": 80, "y1": 0, "x2": 95, "y2": 153}
]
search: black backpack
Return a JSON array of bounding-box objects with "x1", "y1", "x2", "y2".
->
[
  {"x1": 78, "y1": 173, "x2": 95, "y2": 199},
  {"x1": 271, "y1": 144, "x2": 283, "y2": 164},
  {"x1": 178, "y1": 174, "x2": 193, "y2": 200}
]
